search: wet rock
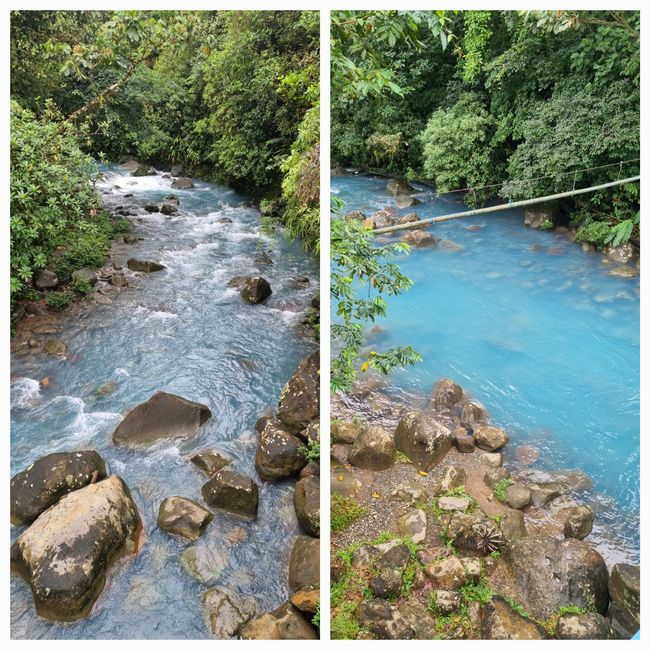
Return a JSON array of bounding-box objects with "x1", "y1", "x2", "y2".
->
[
  {"x1": 72, "y1": 268, "x2": 98, "y2": 286},
  {"x1": 127, "y1": 258, "x2": 165, "y2": 272},
  {"x1": 133, "y1": 163, "x2": 156, "y2": 176},
  {"x1": 400, "y1": 230, "x2": 436, "y2": 247},
  {"x1": 506, "y1": 536, "x2": 609, "y2": 619},
  {"x1": 608, "y1": 563, "x2": 640, "y2": 638},
  {"x1": 605, "y1": 242, "x2": 634, "y2": 264},
  {"x1": 395, "y1": 194, "x2": 422, "y2": 209},
  {"x1": 473, "y1": 424, "x2": 509, "y2": 451},
  {"x1": 124, "y1": 233, "x2": 138, "y2": 243},
  {"x1": 255, "y1": 420, "x2": 306, "y2": 481},
  {"x1": 364, "y1": 209, "x2": 396, "y2": 229},
  {"x1": 157, "y1": 496, "x2": 213, "y2": 540},
  {"x1": 505, "y1": 484, "x2": 531, "y2": 510},
  {"x1": 181, "y1": 540, "x2": 229, "y2": 583},
  {"x1": 165, "y1": 194, "x2": 180, "y2": 206},
  {"x1": 454, "y1": 430, "x2": 475, "y2": 453},
  {"x1": 10, "y1": 475, "x2": 141, "y2": 621},
  {"x1": 556, "y1": 612, "x2": 613, "y2": 639},
  {"x1": 344, "y1": 209, "x2": 365, "y2": 221},
  {"x1": 481, "y1": 596, "x2": 548, "y2": 639},
  {"x1": 397, "y1": 508, "x2": 427, "y2": 543},
  {"x1": 10, "y1": 450, "x2": 107, "y2": 525},
  {"x1": 387, "y1": 178, "x2": 415, "y2": 196},
  {"x1": 160, "y1": 201, "x2": 178, "y2": 216},
  {"x1": 202, "y1": 587, "x2": 258, "y2": 639},
  {"x1": 170, "y1": 165, "x2": 184, "y2": 177},
  {"x1": 528, "y1": 481, "x2": 566, "y2": 506},
  {"x1": 348, "y1": 425, "x2": 395, "y2": 470},
  {"x1": 460, "y1": 400, "x2": 489, "y2": 427},
  {"x1": 44, "y1": 338, "x2": 68, "y2": 356},
  {"x1": 290, "y1": 588, "x2": 319, "y2": 615},
  {"x1": 240, "y1": 602, "x2": 318, "y2": 640},
  {"x1": 201, "y1": 469, "x2": 259, "y2": 519},
  {"x1": 514, "y1": 445, "x2": 540, "y2": 465},
  {"x1": 331, "y1": 420, "x2": 365, "y2": 444},
  {"x1": 424, "y1": 556, "x2": 466, "y2": 590},
  {"x1": 111, "y1": 272, "x2": 128, "y2": 287},
  {"x1": 218, "y1": 217, "x2": 233, "y2": 224},
  {"x1": 227, "y1": 276, "x2": 248, "y2": 289},
  {"x1": 294, "y1": 476, "x2": 320, "y2": 537},
  {"x1": 438, "y1": 239, "x2": 464, "y2": 251},
  {"x1": 435, "y1": 465, "x2": 467, "y2": 494},
  {"x1": 277, "y1": 351, "x2": 319, "y2": 432},
  {"x1": 144, "y1": 202, "x2": 159, "y2": 213},
  {"x1": 370, "y1": 568, "x2": 403, "y2": 598},
  {"x1": 255, "y1": 252, "x2": 273, "y2": 265},
  {"x1": 171, "y1": 177, "x2": 195, "y2": 189},
  {"x1": 430, "y1": 378, "x2": 464, "y2": 412},
  {"x1": 356, "y1": 599, "x2": 415, "y2": 640},
  {"x1": 289, "y1": 536, "x2": 320, "y2": 593},
  {"x1": 563, "y1": 504, "x2": 594, "y2": 539},
  {"x1": 112, "y1": 391, "x2": 211, "y2": 447},
  {"x1": 607, "y1": 265, "x2": 638, "y2": 278},
  {"x1": 240, "y1": 276, "x2": 272, "y2": 304},
  {"x1": 32, "y1": 324, "x2": 58, "y2": 335},
  {"x1": 190, "y1": 450, "x2": 231, "y2": 477},
  {"x1": 34, "y1": 269, "x2": 59, "y2": 289},
  {"x1": 394, "y1": 411, "x2": 453, "y2": 472},
  {"x1": 399, "y1": 212, "x2": 421, "y2": 224},
  {"x1": 299, "y1": 462, "x2": 319, "y2": 479},
  {"x1": 523, "y1": 203, "x2": 558, "y2": 229}
]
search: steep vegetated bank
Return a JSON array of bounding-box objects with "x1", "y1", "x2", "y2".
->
[
  {"x1": 332, "y1": 10, "x2": 639, "y2": 249},
  {"x1": 10, "y1": 10, "x2": 319, "y2": 319}
]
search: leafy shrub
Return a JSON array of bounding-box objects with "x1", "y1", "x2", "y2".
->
[
  {"x1": 575, "y1": 221, "x2": 612, "y2": 248},
  {"x1": 331, "y1": 494, "x2": 367, "y2": 532},
  {"x1": 45, "y1": 290, "x2": 74, "y2": 311}
]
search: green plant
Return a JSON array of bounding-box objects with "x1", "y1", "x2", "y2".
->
[
  {"x1": 504, "y1": 595, "x2": 530, "y2": 618},
  {"x1": 493, "y1": 478, "x2": 514, "y2": 503},
  {"x1": 311, "y1": 601, "x2": 320, "y2": 629},
  {"x1": 298, "y1": 438, "x2": 320, "y2": 463},
  {"x1": 331, "y1": 494, "x2": 367, "y2": 532},
  {"x1": 459, "y1": 577, "x2": 494, "y2": 605},
  {"x1": 45, "y1": 290, "x2": 74, "y2": 311}
]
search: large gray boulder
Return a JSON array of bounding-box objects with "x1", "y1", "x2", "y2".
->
[
  {"x1": 10, "y1": 475, "x2": 141, "y2": 621},
  {"x1": 201, "y1": 469, "x2": 259, "y2": 519},
  {"x1": 473, "y1": 424, "x2": 509, "y2": 451},
  {"x1": 112, "y1": 392, "x2": 211, "y2": 448},
  {"x1": 387, "y1": 178, "x2": 415, "y2": 196},
  {"x1": 394, "y1": 411, "x2": 453, "y2": 472},
  {"x1": 255, "y1": 421, "x2": 306, "y2": 481},
  {"x1": 430, "y1": 378, "x2": 464, "y2": 412},
  {"x1": 171, "y1": 176, "x2": 195, "y2": 189},
  {"x1": 277, "y1": 351, "x2": 319, "y2": 432},
  {"x1": 10, "y1": 450, "x2": 107, "y2": 525},
  {"x1": 556, "y1": 612, "x2": 613, "y2": 639}
]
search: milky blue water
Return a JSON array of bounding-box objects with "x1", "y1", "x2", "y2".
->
[
  {"x1": 10, "y1": 165, "x2": 318, "y2": 639},
  {"x1": 332, "y1": 173, "x2": 639, "y2": 562}
]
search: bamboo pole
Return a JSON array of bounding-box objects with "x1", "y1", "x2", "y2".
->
[{"x1": 373, "y1": 176, "x2": 641, "y2": 234}]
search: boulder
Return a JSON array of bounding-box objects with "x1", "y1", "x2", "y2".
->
[
  {"x1": 376, "y1": 541, "x2": 410, "y2": 571},
  {"x1": 505, "y1": 484, "x2": 531, "y2": 510},
  {"x1": 127, "y1": 258, "x2": 166, "y2": 273},
  {"x1": 344, "y1": 210, "x2": 366, "y2": 221},
  {"x1": 394, "y1": 411, "x2": 453, "y2": 472},
  {"x1": 370, "y1": 568, "x2": 403, "y2": 598},
  {"x1": 240, "y1": 276, "x2": 272, "y2": 304},
  {"x1": 181, "y1": 540, "x2": 229, "y2": 583},
  {"x1": 165, "y1": 194, "x2": 180, "y2": 205},
  {"x1": 10, "y1": 475, "x2": 141, "y2": 621},
  {"x1": 133, "y1": 163, "x2": 156, "y2": 176},
  {"x1": 506, "y1": 536, "x2": 609, "y2": 619},
  {"x1": 607, "y1": 563, "x2": 640, "y2": 638},
  {"x1": 364, "y1": 209, "x2": 396, "y2": 229},
  {"x1": 430, "y1": 378, "x2": 464, "y2": 412},
  {"x1": 190, "y1": 450, "x2": 230, "y2": 477},
  {"x1": 484, "y1": 467, "x2": 510, "y2": 489},
  {"x1": 290, "y1": 588, "x2": 319, "y2": 615},
  {"x1": 481, "y1": 596, "x2": 548, "y2": 639},
  {"x1": 424, "y1": 556, "x2": 466, "y2": 590},
  {"x1": 460, "y1": 400, "x2": 489, "y2": 427},
  {"x1": 446, "y1": 513, "x2": 498, "y2": 553},
  {"x1": 348, "y1": 425, "x2": 396, "y2": 470},
  {"x1": 395, "y1": 194, "x2": 422, "y2": 209},
  {"x1": 563, "y1": 504, "x2": 594, "y2": 539},
  {"x1": 401, "y1": 230, "x2": 436, "y2": 247},
  {"x1": 435, "y1": 465, "x2": 467, "y2": 494},
  {"x1": 240, "y1": 602, "x2": 317, "y2": 640},
  {"x1": 391, "y1": 481, "x2": 429, "y2": 505},
  {"x1": 202, "y1": 587, "x2": 258, "y2": 639},
  {"x1": 331, "y1": 420, "x2": 365, "y2": 444},
  {"x1": 398, "y1": 601, "x2": 437, "y2": 639},
  {"x1": 432, "y1": 590, "x2": 462, "y2": 615},
  {"x1": 528, "y1": 481, "x2": 565, "y2": 507},
  {"x1": 112, "y1": 392, "x2": 211, "y2": 447},
  {"x1": 356, "y1": 599, "x2": 415, "y2": 640},
  {"x1": 170, "y1": 165, "x2": 184, "y2": 177},
  {"x1": 277, "y1": 351, "x2": 319, "y2": 432},
  {"x1": 454, "y1": 430, "x2": 475, "y2": 453},
  {"x1": 144, "y1": 202, "x2": 159, "y2": 213},
  {"x1": 294, "y1": 476, "x2": 320, "y2": 537},
  {"x1": 201, "y1": 469, "x2": 259, "y2": 519},
  {"x1": 605, "y1": 242, "x2": 634, "y2": 264},
  {"x1": 157, "y1": 496, "x2": 213, "y2": 540},
  {"x1": 500, "y1": 510, "x2": 527, "y2": 543},
  {"x1": 124, "y1": 233, "x2": 138, "y2": 243},
  {"x1": 396, "y1": 508, "x2": 427, "y2": 543},
  {"x1": 288, "y1": 536, "x2": 320, "y2": 592},
  {"x1": 160, "y1": 201, "x2": 178, "y2": 216},
  {"x1": 556, "y1": 612, "x2": 613, "y2": 640},
  {"x1": 255, "y1": 421, "x2": 306, "y2": 481},
  {"x1": 523, "y1": 203, "x2": 558, "y2": 229},
  {"x1": 387, "y1": 178, "x2": 415, "y2": 196},
  {"x1": 111, "y1": 272, "x2": 128, "y2": 287},
  {"x1": 171, "y1": 177, "x2": 195, "y2": 189},
  {"x1": 480, "y1": 452, "x2": 503, "y2": 467},
  {"x1": 44, "y1": 338, "x2": 68, "y2": 355},
  {"x1": 10, "y1": 450, "x2": 107, "y2": 525},
  {"x1": 438, "y1": 496, "x2": 471, "y2": 513},
  {"x1": 473, "y1": 424, "x2": 509, "y2": 451}
]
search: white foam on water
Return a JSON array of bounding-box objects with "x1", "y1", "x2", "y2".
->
[
  {"x1": 10, "y1": 378, "x2": 42, "y2": 409},
  {"x1": 114, "y1": 368, "x2": 130, "y2": 377}
]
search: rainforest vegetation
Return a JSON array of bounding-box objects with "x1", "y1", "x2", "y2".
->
[{"x1": 10, "y1": 10, "x2": 319, "y2": 316}]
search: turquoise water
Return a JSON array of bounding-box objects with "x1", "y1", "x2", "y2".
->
[
  {"x1": 332, "y1": 173, "x2": 639, "y2": 562},
  {"x1": 10, "y1": 165, "x2": 318, "y2": 638}
]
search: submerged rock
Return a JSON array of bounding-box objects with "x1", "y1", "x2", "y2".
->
[
  {"x1": 133, "y1": 163, "x2": 156, "y2": 176},
  {"x1": 394, "y1": 411, "x2": 453, "y2": 472},
  {"x1": 277, "y1": 351, "x2": 319, "y2": 432},
  {"x1": 112, "y1": 392, "x2": 212, "y2": 447},
  {"x1": 157, "y1": 496, "x2": 213, "y2": 540},
  {"x1": 127, "y1": 258, "x2": 166, "y2": 273},
  {"x1": 201, "y1": 469, "x2": 259, "y2": 519},
  {"x1": 44, "y1": 338, "x2": 68, "y2": 356},
  {"x1": 240, "y1": 276, "x2": 272, "y2": 304},
  {"x1": 160, "y1": 201, "x2": 178, "y2": 216},
  {"x1": 255, "y1": 421, "x2": 306, "y2": 481},
  {"x1": 240, "y1": 602, "x2": 318, "y2": 640},
  {"x1": 11, "y1": 450, "x2": 107, "y2": 525},
  {"x1": 395, "y1": 194, "x2": 422, "y2": 209},
  {"x1": 11, "y1": 475, "x2": 141, "y2": 621},
  {"x1": 202, "y1": 587, "x2": 258, "y2": 638}
]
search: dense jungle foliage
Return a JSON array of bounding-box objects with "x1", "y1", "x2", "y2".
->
[
  {"x1": 332, "y1": 10, "x2": 640, "y2": 246},
  {"x1": 10, "y1": 10, "x2": 319, "y2": 316}
]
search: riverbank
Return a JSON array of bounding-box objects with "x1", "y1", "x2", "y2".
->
[
  {"x1": 330, "y1": 375, "x2": 640, "y2": 640},
  {"x1": 10, "y1": 163, "x2": 319, "y2": 639}
]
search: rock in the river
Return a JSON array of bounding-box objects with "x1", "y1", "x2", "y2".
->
[
  {"x1": 364, "y1": 209, "x2": 396, "y2": 229},
  {"x1": 190, "y1": 450, "x2": 231, "y2": 477},
  {"x1": 10, "y1": 475, "x2": 141, "y2": 621},
  {"x1": 506, "y1": 536, "x2": 609, "y2": 619},
  {"x1": 160, "y1": 201, "x2": 178, "y2": 216},
  {"x1": 112, "y1": 391, "x2": 211, "y2": 447},
  {"x1": 394, "y1": 411, "x2": 453, "y2": 472},
  {"x1": 608, "y1": 563, "x2": 640, "y2": 638},
  {"x1": 556, "y1": 612, "x2": 613, "y2": 639},
  {"x1": 430, "y1": 377, "x2": 464, "y2": 412},
  {"x1": 395, "y1": 194, "x2": 422, "y2": 209},
  {"x1": 10, "y1": 450, "x2": 107, "y2": 525},
  {"x1": 523, "y1": 203, "x2": 558, "y2": 229},
  {"x1": 171, "y1": 176, "x2": 195, "y2": 189},
  {"x1": 170, "y1": 165, "x2": 184, "y2": 177},
  {"x1": 481, "y1": 596, "x2": 548, "y2": 639},
  {"x1": 111, "y1": 272, "x2": 128, "y2": 287},
  {"x1": 460, "y1": 400, "x2": 489, "y2": 427},
  {"x1": 201, "y1": 469, "x2": 259, "y2": 519},
  {"x1": 144, "y1": 202, "x2": 159, "y2": 213},
  {"x1": 528, "y1": 481, "x2": 565, "y2": 506},
  {"x1": 255, "y1": 252, "x2": 273, "y2": 265},
  {"x1": 255, "y1": 421, "x2": 306, "y2": 481},
  {"x1": 127, "y1": 258, "x2": 166, "y2": 272},
  {"x1": 133, "y1": 163, "x2": 156, "y2": 176},
  {"x1": 277, "y1": 351, "x2": 319, "y2": 432},
  {"x1": 605, "y1": 242, "x2": 634, "y2": 264},
  {"x1": 240, "y1": 276, "x2": 272, "y2": 304},
  {"x1": 33, "y1": 269, "x2": 59, "y2": 289},
  {"x1": 202, "y1": 587, "x2": 258, "y2": 638},
  {"x1": 473, "y1": 424, "x2": 509, "y2": 451},
  {"x1": 289, "y1": 536, "x2": 320, "y2": 593},
  {"x1": 401, "y1": 230, "x2": 436, "y2": 247},
  {"x1": 294, "y1": 475, "x2": 320, "y2": 537},
  {"x1": 387, "y1": 178, "x2": 415, "y2": 196},
  {"x1": 348, "y1": 425, "x2": 395, "y2": 470},
  {"x1": 44, "y1": 338, "x2": 68, "y2": 356},
  {"x1": 240, "y1": 602, "x2": 318, "y2": 640},
  {"x1": 157, "y1": 496, "x2": 213, "y2": 540},
  {"x1": 563, "y1": 504, "x2": 594, "y2": 539}
]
